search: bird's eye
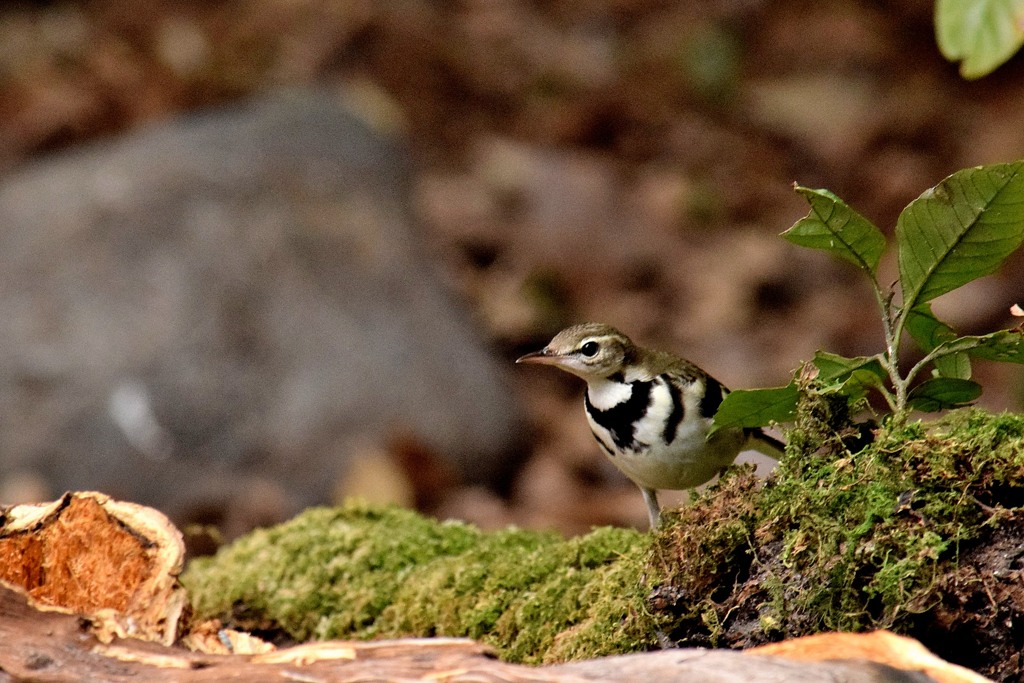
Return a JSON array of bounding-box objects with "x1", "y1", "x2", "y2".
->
[{"x1": 580, "y1": 341, "x2": 599, "y2": 357}]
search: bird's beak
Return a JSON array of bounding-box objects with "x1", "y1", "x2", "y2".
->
[{"x1": 516, "y1": 348, "x2": 560, "y2": 365}]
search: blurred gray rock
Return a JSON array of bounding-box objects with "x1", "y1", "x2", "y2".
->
[{"x1": 0, "y1": 88, "x2": 526, "y2": 526}]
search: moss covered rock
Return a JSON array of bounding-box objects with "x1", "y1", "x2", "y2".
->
[{"x1": 183, "y1": 501, "x2": 659, "y2": 663}]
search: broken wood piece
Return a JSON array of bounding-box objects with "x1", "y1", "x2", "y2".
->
[{"x1": 0, "y1": 490, "x2": 187, "y2": 645}]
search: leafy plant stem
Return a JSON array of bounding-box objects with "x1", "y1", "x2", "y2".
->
[
  {"x1": 714, "y1": 160, "x2": 1024, "y2": 436},
  {"x1": 873, "y1": 361, "x2": 900, "y2": 414},
  {"x1": 873, "y1": 282, "x2": 905, "y2": 417}
]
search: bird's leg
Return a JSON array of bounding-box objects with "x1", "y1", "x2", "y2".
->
[{"x1": 641, "y1": 487, "x2": 661, "y2": 529}]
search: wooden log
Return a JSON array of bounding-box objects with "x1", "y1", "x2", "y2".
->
[{"x1": 0, "y1": 583, "x2": 987, "y2": 683}]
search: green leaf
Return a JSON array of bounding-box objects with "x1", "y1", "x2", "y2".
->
[
  {"x1": 936, "y1": 0, "x2": 1024, "y2": 80},
  {"x1": 907, "y1": 377, "x2": 983, "y2": 412},
  {"x1": 811, "y1": 351, "x2": 887, "y2": 403},
  {"x1": 711, "y1": 383, "x2": 799, "y2": 434},
  {"x1": 897, "y1": 161, "x2": 1024, "y2": 312},
  {"x1": 812, "y1": 351, "x2": 886, "y2": 384},
  {"x1": 784, "y1": 186, "x2": 887, "y2": 276},
  {"x1": 905, "y1": 304, "x2": 972, "y2": 379},
  {"x1": 964, "y1": 329, "x2": 1024, "y2": 363},
  {"x1": 908, "y1": 328, "x2": 1024, "y2": 365}
]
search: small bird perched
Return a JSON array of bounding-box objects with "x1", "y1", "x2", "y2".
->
[{"x1": 517, "y1": 323, "x2": 784, "y2": 528}]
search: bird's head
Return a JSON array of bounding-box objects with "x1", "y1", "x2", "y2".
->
[{"x1": 516, "y1": 323, "x2": 632, "y2": 381}]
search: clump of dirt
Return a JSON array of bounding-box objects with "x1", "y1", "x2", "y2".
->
[
  {"x1": 645, "y1": 467, "x2": 763, "y2": 647},
  {"x1": 925, "y1": 514, "x2": 1024, "y2": 681}
]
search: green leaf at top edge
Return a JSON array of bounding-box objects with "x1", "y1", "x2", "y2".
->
[
  {"x1": 907, "y1": 377, "x2": 983, "y2": 412},
  {"x1": 905, "y1": 304, "x2": 972, "y2": 379},
  {"x1": 710, "y1": 383, "x2": 799, "y2": 435},
  {"x1": 896, "y1": 160, "x2": 1024, "y2": 312},
  {"x1": 784, "y1": 186, "x2": 887, "y2": 276},
  {"x1": 936, "y1": 0, "x2": 1024, "y2": 80}
]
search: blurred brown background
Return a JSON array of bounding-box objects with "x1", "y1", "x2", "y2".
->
[{"x1": 1, "y1": 0, "x2": 1023, "y2": 540}]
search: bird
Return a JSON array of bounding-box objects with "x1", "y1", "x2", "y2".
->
[{"x1": 516, "y1": 322, "x2": 784, "y2": 529}]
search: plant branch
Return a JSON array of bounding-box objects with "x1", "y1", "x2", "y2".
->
[
  {"x1": 871, "y1": 281, "x2": 910, "y2": 414},
  {"x1": 904, "y1": 338, "x2": 982, "y2": 388},
  {"x1": 874, "y1": 282, "x2": 898, "y2": 365}
]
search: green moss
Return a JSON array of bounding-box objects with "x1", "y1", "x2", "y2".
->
[
  {"x1": 183, "y1": 501, "x2": 482, "y2": 640},
  {"x1": 646, "y1": 405, "x2": 1024, "y2": 645},
  {"x1": 184, "y1": 408, "x2": 1024, "y2": 665},
  {"x1": 760, "y1": 408, "x2": 1024, "y2": 631},
  {"x1": 184, "y1": 500, "x2": 659, "y2": 664}
]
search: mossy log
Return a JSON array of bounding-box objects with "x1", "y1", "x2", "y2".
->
[
  {"x1": 185, "y1": 408, "x2": 1024, "y2": 680},
  {"x1": 184, "y1": 502, "x2": 657, "y2": 664}
]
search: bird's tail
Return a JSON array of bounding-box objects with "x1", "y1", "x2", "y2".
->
[{"x1": 745, "y1": 428, "x2": 786, "y2": 460}]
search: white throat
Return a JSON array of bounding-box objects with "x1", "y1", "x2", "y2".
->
[{"x1": 586, "y1": 377, "x2": 634, "y2": 410}]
